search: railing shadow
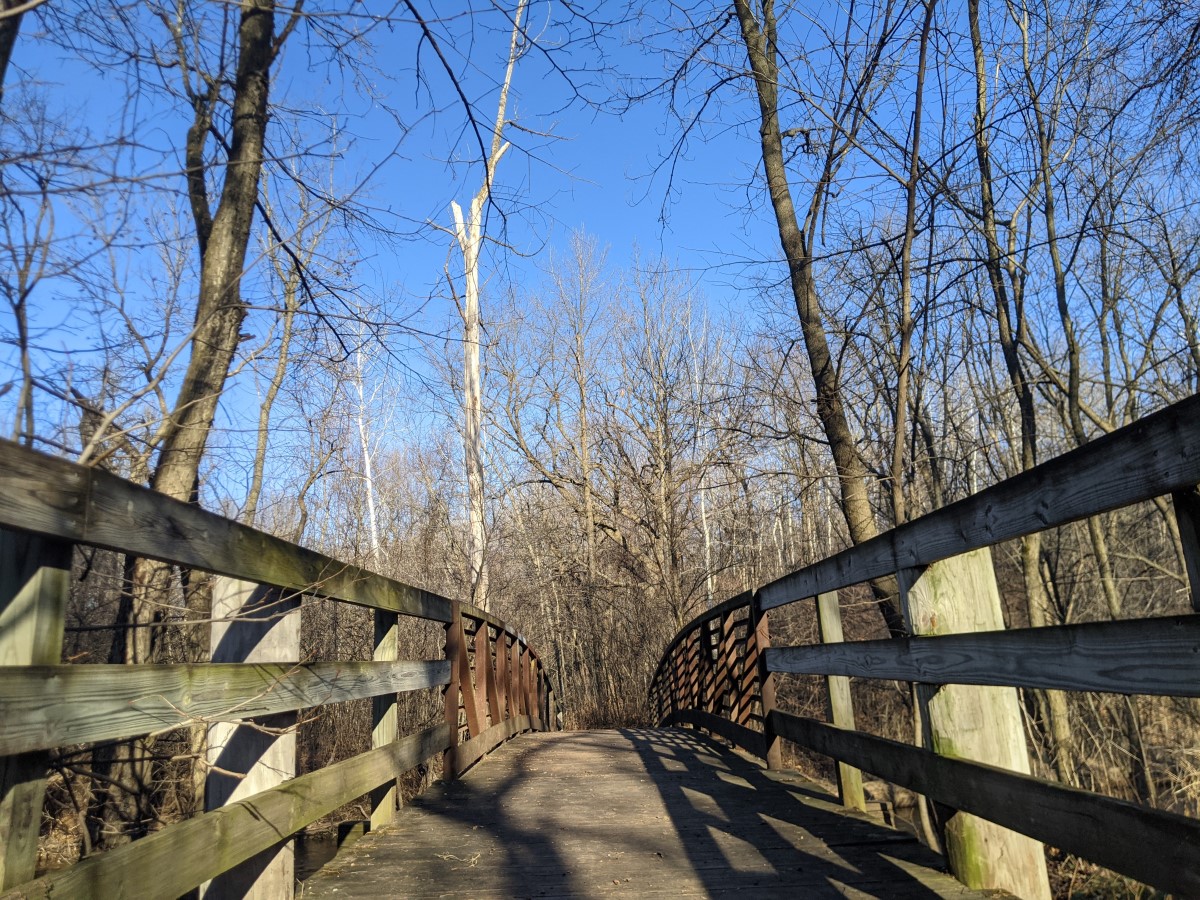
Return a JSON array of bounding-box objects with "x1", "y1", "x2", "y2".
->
[
  {"x1": 304, "y1": 731, "x2": 581, "y2": 897},
  {"x1": 306, "y1": 728, "x2": 964, "y2": 898},
  {"x1": 622, "y1": 726, "x2": 952, "y2": 897}
]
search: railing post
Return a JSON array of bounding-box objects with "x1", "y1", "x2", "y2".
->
[
  {"x1": 370, "y1": 609, "x2": 399, "y2": 830},
  {"x1": 204, "y1": 579, "x2": 300, "y2": 899},
  {"x1": 455, "y1": 615, "x2": 482, "y2": 740},
  {"x1": 748, "y1": 595, "x2": 782, "y2": 770},
  {"x1": 522, "y1": 646, "x2": 534, "y2": 721},
  {"x1": 718, "y1": 610, "x2": 736, "y2": 720},
  {"x1": 0, "y1": 530, "x2": 70, "y2": 890},
  {"x1": 471, "y1": 619, "x2": 491, "y2": 729},
  {"x1": 510, "y1": 638, "x2": 521, "y2": 716},
  {"x1": 898, "y1": 551, "x2": 1051, "y2": 900},
  {"x1": 1173, "y1": 486, "x2": 1200, "y2": 612},
  {"x1": 814, "y1": 590, "x2": 865, "y2": 809},
  {"x1": 443, "y1": 599, "x2": 462, "y2": 780},
  {"x1": 496, "y1": 630, "x2": 510, "y2": 722},
  {"x1": 481, "y1": 624, "x2": 501, "y2": 727}
]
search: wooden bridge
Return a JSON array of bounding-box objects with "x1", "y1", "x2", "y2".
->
[{"x1": 1, "y1": 393, "x2": 1200, "y2": 898}]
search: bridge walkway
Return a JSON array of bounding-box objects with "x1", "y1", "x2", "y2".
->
[{"x1": 301, "y1": 729, "x2": 992, "y2": 899}]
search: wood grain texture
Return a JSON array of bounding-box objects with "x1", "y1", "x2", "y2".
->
[
  {"x1": 447, "y1": 715, "x2": 538, "y2": 774},
  {"x1": 0, "y1": 439, "x2": 451, "y2": 621},
  {"x1": 0, "y1": 531, "x2": 70, "y2": 889},
  {"x1": 771, "y1": 710, "x2": 1200, "y2": 896},
  {"x1": 301, "y1": 729, "x2": 991, "y2": 899},
  {"x1": 760, "y1": 392, "x2": 1200, "y2": 609},
  {"x1": 0, "y1": 658, "x2": 450, "y2": 755},
  {"x1": 0, "y1": 725, "x2": 452, "y2": 900},
  {"x1": 203, "y1": 578, "x2": 301, "y2": 899},
  {"x1": 815, "y1": 591, "x2": 865, "y2": 812},
  {"x1": 766, "y1": 613, "x2": 1200, "y2": 696},
  {"x1": 897, "y1": 552, "x2": 1049, "y2": 900},
  {"x1": 371, "y1": 610, "x2": 400, "y2": 831}
]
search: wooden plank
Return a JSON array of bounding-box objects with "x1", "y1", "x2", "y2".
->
[
  {"x1": 454, "y1": 614, "x2": 482, "y2": 739},
  {"x1": 446, "y1": 715, "x2": 534, "y2": 774},
  {"x1": 510, "y1": 640, "x2": 522, "y2": 716},
  {"x1": 767, "y1": 613, "x2": 1200, "y2": 697},
  {"x1": 664, "y1": 709, "x2": 767, "y2": 760},
  {"x1": 761, "y1": 393, "x2": 1200, "y2": 609},
  {"x1": 750, "y1": 603, "x2": 782, "y2": 770},
  {"x1": 443, "y1": 603, "x2": 462, "y2": 779},
  {"x1": 0, "y1": 658, "x2": 450, "y2": 755},
  {"x1": 302, "y1": 729, "x2": 989, "y2": 900},
  {"x1": 814, "y1": 590, "x2": 865, "y2": 811},
  {"x1": 1174, "y1": 486, "x2": 1200, "y2": 612},
  {"x1": 0, "y1": 439, "x2": 450, "y2": 622},
  {"x1": 472, "y1": 619, "x2": 492, "y2": 729},
  {"x1": 481, "y1": 626, "x2": 501, "y2": 725},
  {"x1": 770, "y1": 710, "x2": 1200, "y2": 897},
  {"x1": 0, "y1": 530, "x2": 71, "y2": 889},
  {"x1": 371, "y1": 610, "x2": 399, "y2": 830},
  {"x1": 0, "y1": 725, "x2": 451, "y2": 900},
  {"x1": 522, "y1": 647, "x2": 534, "y2": 718},
  {"x1": 203, "y1": 578, "x2": 301, "y2": 899},
  {"x1": 495, "y1": 631, "x2": 509, "y2": 720}
]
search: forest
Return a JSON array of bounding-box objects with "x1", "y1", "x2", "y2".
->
[{"x1": 1, "y1": 0, "x2": 1199, "y2": 894}]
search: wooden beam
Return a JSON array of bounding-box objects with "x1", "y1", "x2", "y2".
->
[
  {"x1": 447, "y1": 715, "x2": 534, "y2": 775},
  {"x1": 454, "y1": 614, "x2": 482, "y2": 740},
  {"x1": 472, "y1": 620, "x2": 492, "y2": 729},
  {"x1": 750, "y1": 602, "x2": 782, "y2": 770},
  {"x1": 482, "y1": 626, "x2": 501, "y2": 726},
  {"x1": 0, "y1": 439, "x2": 450, "y2": 622},
  {"x1": 443, "y1": 601, "x2": 462, "y2": 779},
  {"x1": 814, "y1": 590, "x2": 865, "y2": 811},
  {"x1": 0, "y1": 530, "x2": 70, "y2": 890},
  {"x1": 370, "y1": 610, "x2": 399, "y2": 830},
  {"x1": 0, "y1": 658, "x2": 450, "y2": 756},
  {"x1": 203, "y1": 578, "x2": 301, "y2": 899},
  {"x1": 0, "y1": 725, "x2": 451, "y2": 900},
  {"x1": 760, "y1": 393, "x2": 1200, "y2": 609},
  {"x1": 767, "y1": 613, "x2": 1200, "y2": 697},
  {"x1": 771, "y1": 710, "x2": 1200, "y2": 897},
  {"x1": 897, "y1": 553, "x2": 1050, "y2": 898}
]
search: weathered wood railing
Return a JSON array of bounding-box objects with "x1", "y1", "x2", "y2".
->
[
  {"x1": 0, "y1": 440, "x2": 557, "y2": 899},
  {"x1": 650, "y1": 392, "x2": 1200, "y2": 898}
]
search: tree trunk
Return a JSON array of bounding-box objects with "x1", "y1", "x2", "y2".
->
[
  {"x1": 732, "y1": 0, "x2": 902, "y2": 633},
  {"x1": 103, "y1": 0, "x2": 278, "y2": 847}
]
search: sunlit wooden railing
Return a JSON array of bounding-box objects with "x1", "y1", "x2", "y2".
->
[
  {"x1": 0, "y1": 440, "x2": 556, "y2": 899},
  {"x1": 650, "y1": 392, "x2": 1200, "y2": 897}
]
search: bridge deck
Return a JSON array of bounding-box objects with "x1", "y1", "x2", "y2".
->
[{"x1": 301, "y1": 728, "x2": 995, "y2": 898}]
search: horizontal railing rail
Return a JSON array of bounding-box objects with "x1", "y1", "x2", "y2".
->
[
  {"x1": 0, "y1": 439, "x2": 558, "y2": 900},
  {"x1": 650, "y1": 392, "x2": 1200, "y2": 897}
]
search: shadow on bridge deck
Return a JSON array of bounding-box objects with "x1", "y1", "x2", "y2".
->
[{"x1": 300, "y1": 728, "x2": 996, "y2": 898}]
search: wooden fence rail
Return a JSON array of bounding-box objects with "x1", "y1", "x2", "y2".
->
[
  {"x1": 649, "y1": 392, "x2": 1200, "y2": 898},
  {"x1": 0, "y1": 439, "x2": 557, "y2": 900}
]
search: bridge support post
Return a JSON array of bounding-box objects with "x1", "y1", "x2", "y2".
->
[
  {"x1": 814, "y1": 591, "x2": 865, "y2": 810},
  {"x1": 443, "y1": 600, "x2": 463, "y2": 779},
  {"x1": 898, "y1": 549, "x2": 1050, "y2": 900},
  {"x1": 371, "y1": 610, "x2": 399, "y2": 829},
  {"x1": 0, "y1": 530, "x2": 70, "y2": 891},
  {"x1": 749, "y1": 597, "x2": 782, "y2": 770},
  {"x1": 203, "y1": 578, "x2": 300, "y2": 900}
]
